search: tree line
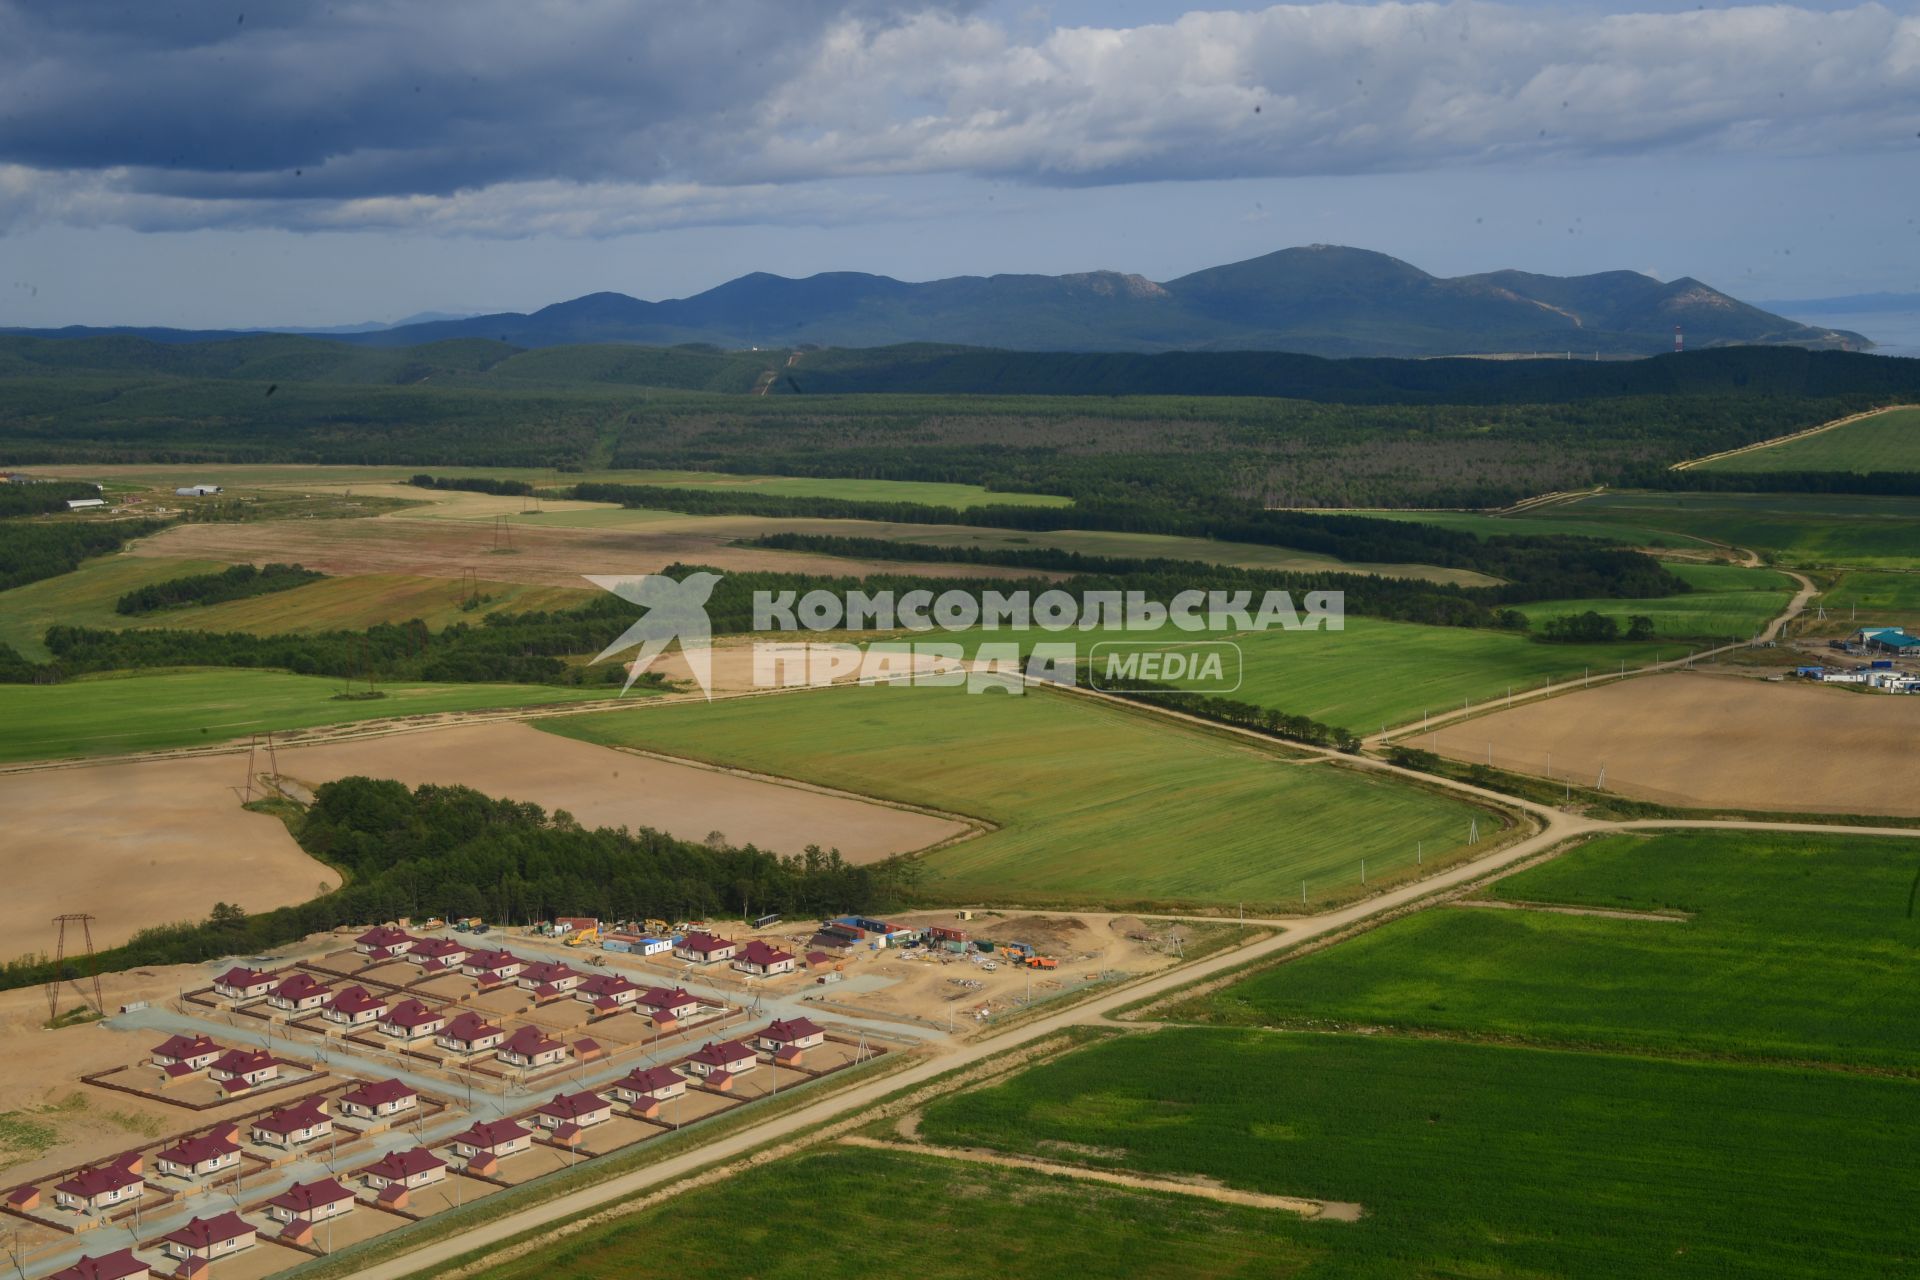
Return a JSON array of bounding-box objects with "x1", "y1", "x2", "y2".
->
[
  {"x1": 0, "y1": 480, "x2": 106, "y2": 518},
  {"x1": 0, "y1": 518, "x2": 170, "y2": 591},
  {"x1": 115, "y1": 562, "x2": 325, "y2": 614},
  {"x1": 408, "y1": 473, "x2": 536, "y2": 496},
  {"x1": 0, "y1": 776, "x2": 904, "y2": 993}
]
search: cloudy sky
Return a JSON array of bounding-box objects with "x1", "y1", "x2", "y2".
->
[{"x1": 3, "y1": 0, "x2": 1917, "y2": 328}]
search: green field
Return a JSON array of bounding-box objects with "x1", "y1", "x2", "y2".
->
[
  {"x1": 915, "y1": 1029, "x2": 1920, "y2": 1279},
  {"x1": 0, "y1": 554, "x2": 227, "y2": 659},
  {"x1": 1188, "y1": 830, "x2": 1920, "y2": 1071},
  {"x1": 543, "y1": 683, "x2": 1493, "y2": 911},
  {"x1": 0, "y1": 669, "x2": 625, "y2": 762},
  {"x1": 1822, "y1": 570, "x2": 1920, "y2": 630},
  {"x1": 1528, "y1": 491, "x2": 1920, "y2": 567},
  {"x1": 1698, "y1": 406, "x2": 1920, "y2": 472},
  {"x1": 932, "y1": 614, "x2": 1693, "y2": 734},
  {"x1": 462, "y1": 1143, "x2": 1315, "y2": 1280},
  {"x1": 1513, "y1": 561, "x2": 1794, "y2": 641},
  {"x1": 1360, "y1": 506, "x2": 1714, "y2": 548}
]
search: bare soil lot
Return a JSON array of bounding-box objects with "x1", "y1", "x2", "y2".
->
[
  {"x1": 0, "y1": 755, "x2": 337, "y2": 948},
  {"x1": 271, "y1": 720, "x2": 967, "y2": 861},
  {"x1": 1426, "y1": 672, "x2": 1920, "y2": 816}
]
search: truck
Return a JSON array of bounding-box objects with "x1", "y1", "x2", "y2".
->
[{"x1": 1025, "y1": 955, "x2": 1059, "y2": 970}]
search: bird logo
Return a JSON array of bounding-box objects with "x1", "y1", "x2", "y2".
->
[{"x1": 584, "y1": 572, "x2": 722, "y2": 699}]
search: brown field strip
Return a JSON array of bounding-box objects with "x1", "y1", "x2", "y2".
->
[{"x1": 1424, "y1": 672, "x2": 1920, "y2": 816}]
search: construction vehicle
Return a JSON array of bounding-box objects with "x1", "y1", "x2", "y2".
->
[
  {"x1": 1026, "y1": 955, "x2": 1059, "y2": 971},
  {"x1": 644, "y1": 918, "x2": 670, "y2": 935},
  {"x1": 1000, "y1": 941, "x2": 1035, "y2": 960},
  {"x1": 565, "y1": 925, "x2": 600, "y2": 947}
]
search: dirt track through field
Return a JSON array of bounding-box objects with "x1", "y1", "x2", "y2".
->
[{"x1": 835, "y1": 1135, "x2": 1363, "y2": 1219}]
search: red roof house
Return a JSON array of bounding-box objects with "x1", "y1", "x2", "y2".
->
[
  {"x1": 574, "y1": 973, "x2": 640, "y2": 1011},
  {"x1": 611, "y1": 1066, "x2": 689, "y2": 1107},
  {"x1": 436, "y1": 1010, "x2": 505, "y2": 1055},
  {"x1": 53, "y1": 1160, "x2": 143, "y2": 1212},
  {"x1": 636, "y1": 986, "x2": 702, "y2": 1024},
  {"x1": 407, "y1": 937, "x2": 468, "y2": 970},
  {"x1": 673, "y1": 932, "x2": 737, "y2": 964},
  {"x1": 497, "y1": 1025, "x2": 568, "y2": 1069},
  {"x1": 206, "y1": 1048, "x2": 278, "y2": 1093},
  {"x1": 161, "y1": 1210, "x2": 255, "y2": 1260},
  {"x1": 461, "y1": 949, "x2": 525, "y2": 983},
  {"x1": 150, "y1": 1034, "x2": 222, "y2": 1070},
  {"x1": 516, "y1": 960, "x2": 584, "y2": 997},
  {"x1": 358, "y1": 1147, "x2": 446, "y2": 1190},
  {"x1": 685, "y1": 1039, "x2": 758, "y2": 1077},
  {"x1": 323, "y1": 985, "x2": 389, "y2": 1026},
  {"x1": 732, "y1": 940, "x2": 796, "y2": 976},
  {"x1": 532, "y1": 1090, "x2": 613, "y2": 1130},
  {"x1": 268, "y1": 972, "x2": 332, "y2": 1012},
  {"x1": 155, "y1": 1130, "x2": 241, "y2": 1179},
  {"x1": 758, "y1": 1016, "x2": 826, "y2": 1052},
  {"x1": 449, "y1": 1118, "x2": 533, "y2": 1161},
  {"x1": 354, "y1": 925, "x2": 414, "y2": 960},
  {"x1": 335, "y1": 1078, "x2": 418, "y2": 1119},
  {"x1": 378, "y1": 999, "x2": 447, "y2": 1041},
  {"x1": 49, "y1": 1249, "x2": 150, "y2": 1280},
  {"x1": 265, "y1": 1177, "x2": 354, "y2": 1225},
  {"x1": 211, "y1": 967, "x2": 276, "y2": 1000},
  {"x1": 250, "y1": 1096, "x2": 333, "y2": 1148}
]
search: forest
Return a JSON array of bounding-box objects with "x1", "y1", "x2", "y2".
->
[
  {"x1": 115, "y1": 562, "x2": 325, "y2": 614},
  {"x1": 0, "y1": 518, "x2": 169, "y2": 591},
  {"x1": 0, "y1": 480, "x2": 106, "y2": 517},
  {"x1": 0, "y1": 777, "x2": 898, "y2": 992}
]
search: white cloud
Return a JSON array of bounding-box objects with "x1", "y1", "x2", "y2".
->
[{"x1": 0, "y1": 1, "x2": 1914, "y2": 236}]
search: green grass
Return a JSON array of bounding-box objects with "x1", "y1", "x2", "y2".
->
[
  {"x1": 1186, "y1": 830, "x2": 1920, "y2": 1071},
  {"x1": 462, "y1": 1143, "x2": 1317, "y2": 1280},
  {"x1": 543, "y1": 683, "x2": 1493, "y2": 911},
  {"x1": 916, "y1": 1029, "x2": 1920, "y2": 1279},
  {"x1": 934, "y1": 615, "x2": 1694, "y2": 734},
  {"x1": 1699, "y1": 406, "x2": 1920, "y2": 472},
  {"x1": 1513, "y1": 560, "x2": 1795, "y2": 641},
  {"x1": 0, "y1": 553, "x2": 227, "y2": 659},
  {"x1": 1528, "y1": 491, "x2": 1920, "y2": 568},
  {"x1": 1823, "y1": 570, "x2": 1920, "y2": 630},
  {"x1": 0, "y1": 669, "x2": 626, "y2": 762},
  {"x1": 1359, "y1": 506, "x2": 1714, "y2": 548}
]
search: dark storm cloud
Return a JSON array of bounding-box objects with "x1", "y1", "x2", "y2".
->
[{"x1": 1, "y1": 1, "x2": 1914, "y2": 236}]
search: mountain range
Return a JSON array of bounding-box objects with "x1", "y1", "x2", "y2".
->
[{"x1": 6, "y1": 246, "x2": 1868, "y2": 358}]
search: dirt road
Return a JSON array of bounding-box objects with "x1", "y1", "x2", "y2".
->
[{"x1": 1671, "y1": 404, "x2": 1916, "y2": 470}]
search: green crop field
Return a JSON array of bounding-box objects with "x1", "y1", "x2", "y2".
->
[
  {"x1": 461, "y1": 1143, "x2": 1316, "y2": 1280},
  {"x1": 1698, "y1": 406, "x2": 1920, "y2": 472},
  {"x1": 917, "y1": 1029, "x2": 1920, "y2": 1279},
  {"x1": 543, "y1": 683, "x2": 1494, "y2": 911},
  {"x1": 1822, "y1": 570, "x2": 1920, "y2": 629},
  {"x1": 1360, "y1": 507, "x2": 1715, "y2": 548},
  {"x1": 933, "y1": 614, "x2": 1694, "y2": 734},
  {"x1": 0, "y1": 669, "x2": 624, "y2": 762},
  {"x1": 1513, "y1": 561, "x2": 1794, "y2": 641},
  {"x1": 1525, "y1": 491, "x2": 1920, "y2": 567},
  {"x1": 1187, "y1": 830, "x2": 1920, "y2": 1071},
  {"x1": 0, "y1": 554, "x2": 227, "y2": 659}
]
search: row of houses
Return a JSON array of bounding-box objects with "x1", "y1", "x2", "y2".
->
[{"x1": 148, "y1": 1035, "x2": 279, "y2": 1096}]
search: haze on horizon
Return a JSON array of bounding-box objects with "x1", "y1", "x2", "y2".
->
[{"x1": 2, "y1": 0, "x2": 1917, "y2": 331}]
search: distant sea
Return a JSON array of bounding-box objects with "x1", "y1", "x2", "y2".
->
[{"x1": 1779, "y1": 309, "x2": 1920, "y2": 359}]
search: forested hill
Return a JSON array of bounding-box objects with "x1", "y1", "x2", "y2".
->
[{"x1": 3, "y1": 245, "x2": 1864, "y2": 357}]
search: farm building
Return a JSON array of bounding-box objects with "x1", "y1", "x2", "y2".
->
[
  {"x1": 407, "y1": 937, "x2": 468, "y2": 970},
  {"x1": 335, "y1": 1078, "x2": 418, "y2": 1119},
  {"x1": 269, "y1": 972, "x2": 333, "y2": 1013},
  {"x1": 575, "y1": 973, "x2": 641, "y2": 1011},
  {"x1": 449, "y1": 1119, "x2": 533, "y2": 1162},
  {"x1": 207, "y1": 1049, "x2": 278, "y2": 1093},
  {"x1": 323, "y1": 985, "x2": 389, "y2": 1026},
  {"x1": 733, "y1": 940, "x2": 796, "y2": 976},
  {"x1": 48, "y1": 1249, "x2": 150, "y2": 1280},
  {"x1": 265, "y1": 1178, "x2": 354, "y2": 1226},
  {"x1": 516, "y1": 960, "x2": 584, "y2": 997},
  {"x1": 211, "y1": 967, "x2": 275, "y2": 1000},
  {"x1": 758, "y1": 1017, "x2": 826, "y2": 1054},
  {"x1": 378, "y1": 999, "x2": 448, "y2": 1041},
  {"x1": 675, "y1": 931, "x2": 738, "y2": 964},
  {"x1": 65, "y1": 497, "x2": 107, "y2": 510},
  {"x1": 610, "y1": 1066, "x2": 689, "y2": 1107},
  {"x1": 436, "y1": 1011, "x2": 505, "y2": 1055},
  {"x1": 358, "y1": 1147, "x2": 447, "y2": 1192},
  {"x1": 636, "y1": 985, "x2": 702, "y2": 1024},
  {"x1": 462, "y1": 948, "x2": 526, "y2": 984},
  {"x1": 162, "y1": 1210, "x2": 256, "y2": 1262},
  {"x1": 355, "y1": 925, "x2": 414, "y2": 960},
  {"x1": 250, "y1": 1097, "x2": 332, "y2": 1148},
  {"x1": 532, "y1": 1090, "x2": 613, "y2": 1132},
  {"x1": 155, "y1": 1129, "x2": 241, "y2": 1179},
  {"x1": 684, "y1": 1039, "x2": 758, "y2": 1078},
  {"x1": 498, "y1": 1025, "x2": 569, "y2": 1069},
  {"x1": 1867, "y1": 629, "x2": 1920, "y2": 656},
  {"x1": 173, "y1": 485, "x2": 223, "y2": 497},
  {"x1": 150, "y1": 1033, "x2": 222, "y2": 1072},
  {"x1": 53, "y1": 1159, "x2": 143, "y2": 1213}
]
